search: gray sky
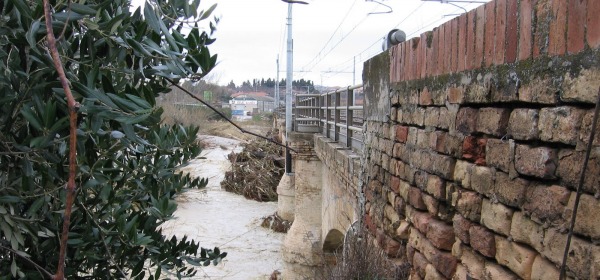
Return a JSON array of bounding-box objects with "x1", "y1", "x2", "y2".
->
[{"x1": 141, "y1": 0, "x2": 490, "y2": 87}]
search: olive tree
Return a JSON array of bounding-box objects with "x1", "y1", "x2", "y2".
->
[{"x1": 0, "y1": 0, "x2": 224, "y2": 278}]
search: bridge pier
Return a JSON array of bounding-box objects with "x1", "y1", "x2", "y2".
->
[
  {"x1": 276, "y1": 173, "x2": 295, "y2": 222},
  {"x1": 281, "y1": 132, "x2": 324, "y2": 279}
]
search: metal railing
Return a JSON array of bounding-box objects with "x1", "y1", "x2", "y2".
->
[{"x1": 294, "y1": 84, "x2": 364, "y2": 151}]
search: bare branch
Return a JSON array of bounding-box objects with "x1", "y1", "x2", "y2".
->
[
  {"x1": 0, "y1": 244, "x2": 54, "y2": 279},
  {"x1": 166, "y1": 78, "x2": 297, "y2": 153}
]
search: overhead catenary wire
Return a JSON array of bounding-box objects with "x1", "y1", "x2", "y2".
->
[{"x1": 300, "y1": 0, "x2": 359, "y2": 71}]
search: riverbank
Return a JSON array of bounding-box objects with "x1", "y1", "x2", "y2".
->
[{"x1": 161, "y1": 135, "x2": 284, "y2": 279}]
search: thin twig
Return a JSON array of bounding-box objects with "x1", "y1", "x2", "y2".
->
[
  {"x1": 166, "y1": 78, "x2": 297, "y2": 153},
  {"x1": 0, "y1": 244, "x2": 54, "y2": 279},
  {"x1": 560, "y1": 87, "x2": 600, "y2": 280},
  {"x1": 42, "y1": 0, "x2": 79, "y2": 279}
]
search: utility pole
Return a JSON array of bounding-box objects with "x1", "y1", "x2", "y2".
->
[
  {"x1": 282, "y1": 0, "x2": 308, "y2": 174},
  {"x1": 285, "y1": 3, "x2": 293, "y2": 135},
  {"x1": 353, "y1": 56, "x2": 356, "y2": 85},
  {"x1": 276, "y1": 55, "x2": 280, "y2": 111}
]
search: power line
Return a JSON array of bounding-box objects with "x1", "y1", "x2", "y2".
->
[{"x1": 300, "y1": 0, "x2": 358, "y2": 71}]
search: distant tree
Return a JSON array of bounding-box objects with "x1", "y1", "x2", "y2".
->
[
  {"x1": 0, "y1": 0, "x2": 225, "y2": 279},
  {"x1": 227, "y1": 80, "x2": 237, "y2": 89}
]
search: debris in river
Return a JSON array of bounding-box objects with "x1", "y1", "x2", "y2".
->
[
  {"x1": 260, "y1": 212, "x2": 292, "y2": 233},
  {"x1": 221, "y1": 138, "x2": 284, "y2": 201}
]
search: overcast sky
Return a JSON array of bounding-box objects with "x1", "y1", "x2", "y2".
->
[{"x1": 146, "y1": 0, "x2": 490, "y2": 87}]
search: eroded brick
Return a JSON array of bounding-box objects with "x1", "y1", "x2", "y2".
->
[
  {"x1": 508, "y1": 108, "x2": 539, "y2": 140},
  {"x1": 514, "y1": 144, "x2": 558, "y2": 179},
  {"x1": 523, "y1": 184, "x2": 570, "y2": 223},
  {"x1": 469, "y1": 225, "x2": 496, "y2": 257}
]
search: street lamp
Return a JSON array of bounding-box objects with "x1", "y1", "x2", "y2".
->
[{"x1": 282, "y1": 0, "x2": 308, "y2": 174}]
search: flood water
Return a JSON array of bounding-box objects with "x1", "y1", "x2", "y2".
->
[{"x1": 161, "y1": 135, "x2": 285, "y2": 279}]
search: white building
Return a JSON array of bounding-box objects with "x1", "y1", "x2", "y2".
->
[{"x1": 229, "y1": 93, "x2": 275, "y2": 121}]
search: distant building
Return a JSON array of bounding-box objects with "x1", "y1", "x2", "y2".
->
[{"x1": 229, "y1": 92, "x2": 275, "y2": 121}]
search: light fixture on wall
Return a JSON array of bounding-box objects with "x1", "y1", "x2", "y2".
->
[{"x1": 382, "y1": 29, "x2": 406, "y2": 51}]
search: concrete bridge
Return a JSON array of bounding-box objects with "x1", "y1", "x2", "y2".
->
[
  {"x1": 275, "y1": 84, "x2": 366, "y2": 279},
  {"x1": 277, "y1": 0, "x2": 600, "y2": 279}
]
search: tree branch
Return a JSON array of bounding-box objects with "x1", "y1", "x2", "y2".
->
[
  {"x1": 166, "y1": 78, "x2": 297, "y2": 153},
  {"x1": 0, "y1": 244, "x2": 54, "y2": 279},
  {"x1": 42, "y1": 1, "x2": 79, "y2": 279}
]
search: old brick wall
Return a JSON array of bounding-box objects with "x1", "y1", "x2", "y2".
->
[{"x1": 362, "y1": 0, "x2": 600, "y2": 279}]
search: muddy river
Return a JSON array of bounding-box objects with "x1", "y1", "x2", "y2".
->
[{"x1": 161, "y1": 135, "x2": 284, "y2": 279}]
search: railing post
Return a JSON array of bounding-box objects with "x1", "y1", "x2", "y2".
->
[
  {"x1": 346, "y1": 87, "x2": 352, "y2": 148},
  {"x1": 325, "y1": 93, "x2": 331, "y2": 138},
  {"x1": 334, "y1": 89, "x2": 340, "y2": 142},
  {"x1": 317, "y1": 95, "x2": 321, "y2": 133}
]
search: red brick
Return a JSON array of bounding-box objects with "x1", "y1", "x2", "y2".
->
[
  {"x1": 533, "y1": 0, "x2": 550, "y2": 57},
  {"x1": 384, "y1": 236, "x2": 403, "y2": 258},
  {"x1": 415, "y1": 37, "x2": 422, "y2": 80},
  {"x1": 390, "y1": 175, "x2": 401, "y2": 194},
  {"x1": 412, "y1": 39, "x2": 420, "y2": 81},
  {"x1": 462, "y1": 136, "x2": 487, "y2": 166},
  {"x1": 484, "y1": 1, "x2": 496, "y2": 67},
  {"x1": 451, "y1": 18, "x2": 459, "y2": 73},
  {"x1": 412, "y1": 210, "x2": 432, "y2": 234},
  {"x1": 408, "y1": 187, "x2": 427, "y2": 210},
  {"x1": 404, "y1": 42, "x2": 411, "y2": 81},
  {"x1": 505, "y1": 0, "x2": 519, "y2": 63},
  {"x1": 364, "y1": 213, "x2": 377, "y2": 235},
  {"x1": 426, "y1": 31, "x2": 435, "y2": 78},
  {"x1": 458, "y1": 14, "x2": 468, "y2": 71},
  {"x1": 515, "y1": 144, "x2": 558, "y2": 179},
  {"x1": 495, "y1": 0, "x2": 507, "y2": 65},
  {"x1": 429, "y1": 132, "x2": 443, "y2": 154},
  {"x1": 413, "y1": 251, "x2": 429, "y2": 278},
  {"x1": 567, "y1": 0, "x2": 586, "y2": 54},
  {"x1": 548, "y1": 0, "x2": 567, "y2": 55},
  {"x1": 420, "y1": 33, "x2": 428, "y2": 78},
  {"x1": 419, "y1": 88, "x2": 432, "y2": 106},
  {"x1": 475, "y1": 5, "x2": 485, "y2": 68},
  {"x1": 469, "y1": 225, "x2": 496, "y2": 258},
  {"x1": 426, "y1": 219, "x2": 455, "y2": 250},
  {"x1": 523, "y1": 185, "x2": 570, "y2": 222},
  {"x1": 518, "y1": 0, "x2": 533, "y2": 61},
  {"x1": 395, "y1": 125, "x2": 409, "y2": 143},
  {"x1": 453, "y1": 214, "x2": 473, "y2": 244},
  {"x1": 444, "y1": 20, "x2": 452, "y2": 74},
  {"x1": 426, "y1": 174, "x2": 446, "y2": 200},
  {"x1": 407, "y1": 39, "x2": 414, "y2": 81},
  {"x1": 432, "y1": 250, "x2": 458, "y2": 278},
  {"x1": 466, "y1": 9, "x2": 477, "y2": 70},
  {"x1": 455, "y1": 107, "x2": 479, "y2": 134},
  {"x1": 447, "y1": 86, "x2": 464, "y2": 104},
  {"x1": 437, "y1": 25, "x2": 445, "y2": 76},
  {"x1": 587, "y1": 0, "x2": 600, "y2": 48}
]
